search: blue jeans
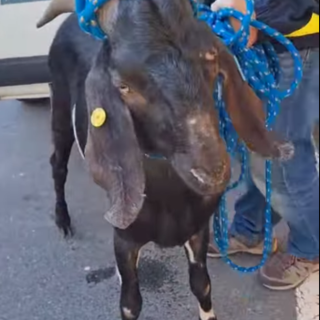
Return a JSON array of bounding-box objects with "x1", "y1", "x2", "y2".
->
[{"x1": 231, "y1": 48, "x2": 319, "y2": 260}]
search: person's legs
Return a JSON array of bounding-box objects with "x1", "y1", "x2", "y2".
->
[
  {"x1": 251, "y1": 48, "x2": 320, "y2": 290},
  {"x1": 208, "y1": 172, "x2": 280, "y2": 258},
  {"x1": 230, "y1": 176, "x2": 281, "y2": 246},
  {"x1": 251, "y1": 49, "x2": 319, "y2": 257},
  {"x1": 208, "y1": 48, "x2": 319, "y2": 290}
]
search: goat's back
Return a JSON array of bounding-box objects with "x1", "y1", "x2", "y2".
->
[
  {"x1": 49, "y1": 14, "x2": 102, "y2": 105},
  {"x1": 49, "y1": 14, "x2": 102, "y2": 154}
]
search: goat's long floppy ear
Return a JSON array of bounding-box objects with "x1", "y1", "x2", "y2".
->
[
  {"x1": 85, "y1": 47, "x2": 145, "y2": 230},
  {"x1": 216, "y1": 39, "x2": 294, "y2": 160}
]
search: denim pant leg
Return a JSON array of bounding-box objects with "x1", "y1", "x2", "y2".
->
[
  {"x1": 231, "y1": 49, "x2": 320, "y2": 260},
  {"x1": 230, "y1": 176, "x2": 282, "y2": 247}
]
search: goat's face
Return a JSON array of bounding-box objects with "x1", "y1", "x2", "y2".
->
[
  {"x1": 102, "y1": 1, "x2": 232, "y2": 190},
  {"x1": 39, "y1": 0, "x2": 293, "y2": 229}
]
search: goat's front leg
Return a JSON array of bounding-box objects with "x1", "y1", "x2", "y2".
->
[
  {"x1": 114, "y1": 231, "x2": 143, "y2": 320},
  {"x1": 185, "y1": 226, "x2": 217, "y2": 320}
]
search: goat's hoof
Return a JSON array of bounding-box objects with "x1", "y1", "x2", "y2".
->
[
  {"x1": 56, "y1": 218, "x2": 74, "y2": 238},
  {"x1": 55, "y1": 202, "x2": 73, "y2": 238},
  {"x1": 60, "y1": 224, "x2": 74, "y2": 238}
]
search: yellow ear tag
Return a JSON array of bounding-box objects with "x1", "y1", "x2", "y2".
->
[{"x1": 91, "y1": 108, "x2": 107, "y2": 128}]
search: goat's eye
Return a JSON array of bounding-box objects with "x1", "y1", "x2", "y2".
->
[{"x1": 119, "y1": 85, "x2": 130, "y2": 95}]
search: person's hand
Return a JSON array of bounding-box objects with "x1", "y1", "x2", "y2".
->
[{"x1": 211, "y1": 0, "x2": 258, "y2": 47}]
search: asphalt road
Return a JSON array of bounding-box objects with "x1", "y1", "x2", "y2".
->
[{"x1": 0, "y1": 99, "x2": 304, "y2": 320}]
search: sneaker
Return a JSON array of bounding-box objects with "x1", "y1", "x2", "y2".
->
[
  {"x1": 207, "y1": 235, "x2": 278, "y2": 258},
  {"x1": 259, "y1": 252, "x2": 320, "y2": 291}
]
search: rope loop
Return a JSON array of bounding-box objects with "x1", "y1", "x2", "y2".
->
[
  {"x1": 75, "y1": 0, "x2": 108, "y2": 40},
  {"x1": 195, "y1": 0, "x2": 303, "y2": 273}
]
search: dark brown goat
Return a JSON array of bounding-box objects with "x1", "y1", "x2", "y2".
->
[{"x1": 37, "y1": 0, "x2": 291, "y2": 319}]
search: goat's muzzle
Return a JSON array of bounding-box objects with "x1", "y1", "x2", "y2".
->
[{"x1": 171, "y1": 112, "x2": 231, "y2": 196}]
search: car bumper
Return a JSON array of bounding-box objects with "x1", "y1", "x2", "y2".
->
[{"x1": 0, "y1": 55, "x2": 51, "y2": 100}]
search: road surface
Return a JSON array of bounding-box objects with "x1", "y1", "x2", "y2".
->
[{"x1": 0, "y1": 100, "x2": 318, "y2": 320}]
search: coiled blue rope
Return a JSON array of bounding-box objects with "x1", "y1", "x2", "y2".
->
[
  {"x1": 193, "y1": 0, "x2": 303, "y2": 273},
  {"x1": 75, "y1": 0, "x2": 303, "y2": 273},
  {"x1": 75, "y1": 0, "x2": 108, "y2": 39}
]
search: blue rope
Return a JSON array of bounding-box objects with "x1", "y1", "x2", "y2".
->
[
  {"x1": 75, "y1": 0, "x2": 303, "y2": 273},
  {"x1": 193, "y1": 0, "x2": 303, "y2": 273},
  {"x1": 75, "y1": 0, "x2": 108, "y2": 40}
]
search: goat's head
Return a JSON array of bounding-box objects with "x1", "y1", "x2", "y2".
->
[{"x1": 38, "y1": 0, "x2": 293, "y2": 229}]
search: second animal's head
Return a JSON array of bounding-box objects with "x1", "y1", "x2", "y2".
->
[{"x1": 38, "y1": 0, "x2": 293, "y2": 229}]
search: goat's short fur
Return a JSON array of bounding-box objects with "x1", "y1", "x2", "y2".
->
[
  {"x1": 50, "y1": 16, "x2": 220, "y2": 320},
  {"x1": 44, "y1": 1, "x2": 292, "y2": 319}
]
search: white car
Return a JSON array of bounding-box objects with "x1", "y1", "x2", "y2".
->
[{"x1": 0, "y1": 0, "x2": 69, "y2": 100}]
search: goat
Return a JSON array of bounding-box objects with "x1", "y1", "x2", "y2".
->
[{"x1": 37, "y1": 0, "x2": 291, "y2": 319}]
